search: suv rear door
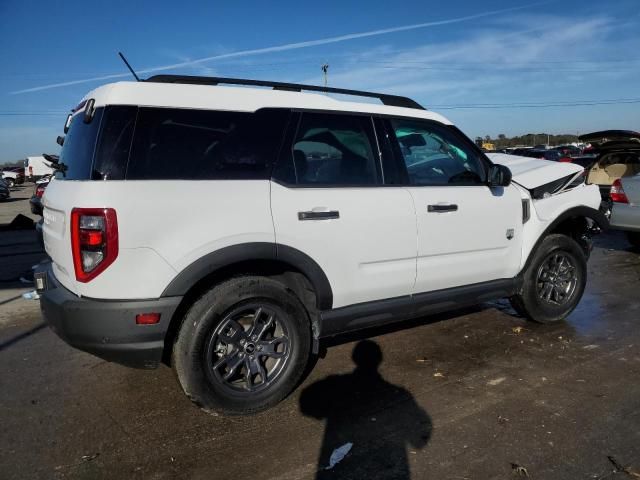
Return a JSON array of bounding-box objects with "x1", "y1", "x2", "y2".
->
[
  {"x1": 270, "y1": 111, "x2": 417, "y2": 309},
  {"x1": 382, "y1": 118, "x2": 522, "y2": 294}
]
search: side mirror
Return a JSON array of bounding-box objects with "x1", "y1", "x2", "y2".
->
[
  {"x1": 488, "y1": 164, "x2": 512, "y2": 187},
  {"x1": 56, "y1": 135, "x2": 65, "y2": 147}
]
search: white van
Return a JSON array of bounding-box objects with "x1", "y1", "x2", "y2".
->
[{"x1": 25, "y1": 156, "x2": 55, "y2": 181}]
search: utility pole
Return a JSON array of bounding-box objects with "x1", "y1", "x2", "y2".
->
[{"x1": 321, "y1": 63, "x2": 329, "y2": 88}]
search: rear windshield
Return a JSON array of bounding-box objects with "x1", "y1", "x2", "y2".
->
[
  {"x1": 57, "y1": 109, "x2": 104, "y2": 180},
  {"x1": 56, "y1": 105, "x2": 289, "y2": 181}
]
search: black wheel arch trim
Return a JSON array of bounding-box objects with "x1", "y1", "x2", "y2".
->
[
  {"x1": 161, "y1": 242, "x2": 333, "y2": 310},
  {"x1": 522, "y1": 205, "x2": 608, "y2": 274}
]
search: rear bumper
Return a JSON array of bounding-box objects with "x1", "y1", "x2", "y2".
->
[
  {"x1": 36, "y1": 263, "x2": 182, "y2": 368},
  {"x1": 610, "y1": 203, "x2": 640, "y2": 232}
]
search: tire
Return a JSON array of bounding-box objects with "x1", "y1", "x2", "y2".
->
[
  {"x1": 510, "y1": 234, "x2": 587, "y2": 324},
  {"x1": 5, "y1": 178, "x2": 14, "y2": 188},
  {"x1": 172, "y1": 276, "x2": 312, "y2": 415},
  {"x1": 626, "y1": 232, "x2": 640, "y2": 249}
]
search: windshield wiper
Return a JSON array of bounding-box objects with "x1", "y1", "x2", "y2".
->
[{"x1": 43, "y1": 153, "x2": 68, "y2": 176}]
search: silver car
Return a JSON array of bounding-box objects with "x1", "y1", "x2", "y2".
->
[{"x1": 610, "y1": 174, "x2": 640, "y2": 248}]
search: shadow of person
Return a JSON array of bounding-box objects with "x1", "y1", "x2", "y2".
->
[{"x1": 300, "y1": 340, "x2": 432, "y2": 479}]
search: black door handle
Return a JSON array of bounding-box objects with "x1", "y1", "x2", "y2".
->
[
  {"x1": 427, "y1": 204, "x2": 458, "y2": 213},
  {"x1": 298, "y1": 210, "x2": 340, "y2": 221}
]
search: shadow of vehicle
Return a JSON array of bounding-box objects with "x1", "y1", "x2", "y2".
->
[{"x1": 300, "y1": 340, "x2": 432, "y2": 479}]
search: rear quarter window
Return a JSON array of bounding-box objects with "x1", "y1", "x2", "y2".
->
[{"x1": 126, "y1": 108, "x2": 289, "y2": 180}]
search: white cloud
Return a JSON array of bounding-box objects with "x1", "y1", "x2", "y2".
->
[{"x1": 10, "y1": 1, "x2": 550, "y2": 94}]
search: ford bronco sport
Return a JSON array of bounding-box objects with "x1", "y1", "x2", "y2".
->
[{"x1": 37, "y1": 75, "x2": 607, "y2": 414}]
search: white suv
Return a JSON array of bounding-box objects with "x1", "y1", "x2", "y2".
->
[{"x1": 37, "y1": 76, "x2": 607, "y2": 414}]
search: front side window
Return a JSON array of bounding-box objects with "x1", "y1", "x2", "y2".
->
[
  {"x1": 289, "y1": 112, "x2": 379, "y2": 186},
  {"x1": 390, "y1": 119, "x2": 486, "y2": 186}
]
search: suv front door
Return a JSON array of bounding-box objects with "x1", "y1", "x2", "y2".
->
[
  {"x1": 383, "y1": 118, "x2": 522, "y2": 294},
  {"x1": 270, "y1": 111, "x2": 417, "y2": 309}
]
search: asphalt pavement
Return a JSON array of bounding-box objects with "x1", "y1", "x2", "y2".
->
[{"x1": 1, "y1": 185, "x2": 640, "y2": 479}]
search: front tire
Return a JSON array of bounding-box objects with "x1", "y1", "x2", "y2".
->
[
  {"x1": 172, "y1": 276, "x2": 312, "y2": 415},
  {"x1": 510, "y1": 234, "x2": 587, "y2": 324},
  {"x1": 5, "y1": 178, "x2": 14, "y2": 188}
]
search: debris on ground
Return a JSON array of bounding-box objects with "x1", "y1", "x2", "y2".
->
[
  {"x1": 433, "y1": 372, "x2": 445, "y2": 378},
  {"x1": 512, "y1": 326, "x2": 525, "y2": 334},
  {"x1": 607, "y1": 455, "x2": 640, "y2": 478},
  {"x1": 498, "y1": 415, "x2": 509, "y2": 425},
  {"x1": 583, "y1": 344, "x2": 599, "y2": 350},
  {"x1": 325, "y1": 443, "x2": 353, "y2": 470},
  {"x1": 511, "y1": 463, "x2": 529, "y2": 477},
  {"x1": 416, "y1": 357, "x2": 428, "y2": 363},
  {"x1": 81, "y1": 453, "x2": 100, "y2": 462},
  {"x1": 487, "y1": 377, "x2": 506, "y2": 386}
]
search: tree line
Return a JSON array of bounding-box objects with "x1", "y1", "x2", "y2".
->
[{"x1": 476, "y1": 133, "x2": 580, "y2": 148}]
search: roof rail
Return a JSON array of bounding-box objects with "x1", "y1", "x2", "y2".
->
[{"x1": 145, "y1": 74, "x2": 426, "y2": 110}]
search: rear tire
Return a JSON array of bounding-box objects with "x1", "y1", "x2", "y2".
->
[
  {"x1": 510, "y1": 234, "x2": 587, "y2": 324},
  {"x1": 5, "y1": 178, "x2": 14, "y2": 188},
  {"x1": 172, "y1": 276, "x2": 312, "y2": 415},
  {"x1": 626, "y1": 232, "x2": 640, "y2": 249}
]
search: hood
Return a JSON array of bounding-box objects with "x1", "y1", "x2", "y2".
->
[{"x1": 486, "y1": 153, "x2": 583, "y2": 189}]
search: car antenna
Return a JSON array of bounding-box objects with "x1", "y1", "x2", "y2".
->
[{"x1": 118, "y1": 52, "x2": 141, "y2": 82}]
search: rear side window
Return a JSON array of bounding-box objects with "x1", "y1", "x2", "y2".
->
[
  {"x1": 287, "y1": 112, "x2": 379, "y2": 186},
  {"x1": 92, "y1": 106, "x2": 137, "y2": 180},
  {"x1": 57, "y1": 108, "x2": 104, "y2": 180},
  {"x1": 126, "y1": 108, "x2": 289, "y2": 180}
]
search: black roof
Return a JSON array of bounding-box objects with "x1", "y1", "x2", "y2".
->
[{"x1": 146, "y1": 75, "x2": 426, "y2": 110}]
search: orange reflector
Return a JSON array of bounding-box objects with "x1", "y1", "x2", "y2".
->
[{"x1": 136, "y1": 313, "x2": 161, "y2": 325}]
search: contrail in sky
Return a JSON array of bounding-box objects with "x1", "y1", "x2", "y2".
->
[{"x1": 11, "y1": 2, "x2": 551, "y2": 94}]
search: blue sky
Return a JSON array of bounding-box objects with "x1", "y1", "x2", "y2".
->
[{"x1": 0, "y1": 0, "x2": 638, "y2": 163}]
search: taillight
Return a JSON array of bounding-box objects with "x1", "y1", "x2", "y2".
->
[
  {"x1": 610, "y1": 179, "x2": 629, "y2": 204},
  {"x1": 35, "y1": 185, "x2": 46, "y2": 198},
  {"x1": 70, "y1": 208, "x2": 118, "y2": 282},
  {"x1": 559, "y1": 157, "x2": 572, "y2": 163}
]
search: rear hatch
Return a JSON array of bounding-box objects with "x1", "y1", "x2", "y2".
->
[
  {"x1": 578, "y1": 131, "x2": 640, "y2": 193},
  {"x1": 42, "y1": 105, "x2": 105, "y2": 294},
  {"x1": 579, "y1": 130, "x2": 640, "y2": 151}
]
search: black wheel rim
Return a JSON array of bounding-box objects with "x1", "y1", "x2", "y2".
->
[
  {"x1": 535, "y1": 251, "x2": 578, "y2": 306},
  {"x1": 204, "y1": 303, "x2": 291, "y2": 394}
]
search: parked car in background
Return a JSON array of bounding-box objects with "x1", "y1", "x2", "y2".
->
[
  {"x1": 0, "y1": 176, "x2": 10, "y2": 201},
  {"x1": 554, "y1": 145, "x2": 582, "y2": 157},
  {"x1": 577, "y1": 130, "x2": 640, "y2": 201},
  {"x1": 24, "y1": 155, "x2": 55, "y2": 181},
  {"x1": 509, "y1": 147, "x2": 533, "y2": 156},
  {"x1": 519, "y1": 149, "x2": 572, "y2": 162},
  {"x1": 0, "y1": 168, "x2": 25, "y2": 187},
  {"x1": 609, "y1": 175, "x2": 640, "y2": 248},
  {"x1": 29, "y1": 175, "x2": 52, "y2": 215}
]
